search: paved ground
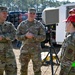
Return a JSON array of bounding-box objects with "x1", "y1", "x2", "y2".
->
[{"x1": 13, "y1": 48, "x2": 60, "y2": 75}]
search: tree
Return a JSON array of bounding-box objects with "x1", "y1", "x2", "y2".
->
[{"x1": 0, "y1": 0, "x2": 71, "y2": 12}]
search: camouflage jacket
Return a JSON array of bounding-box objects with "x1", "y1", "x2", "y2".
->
[
  {"x1": 60, "y1": 32, "x2": 75, "y2": 75},
  {"x1": 16, "y1": 19, "x2": 46, "y2": 44},
  {"x1": 0, "y1": 21, "x2": 16, "y2": 43}
]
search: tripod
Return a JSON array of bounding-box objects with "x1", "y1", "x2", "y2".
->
[{"x1": 42, "y1": 25, "x2": 60, "y2": 75}]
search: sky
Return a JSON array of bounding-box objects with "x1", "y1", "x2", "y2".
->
[{"x1": 57, "y1": 0, "x2": 75, "y2": 2}]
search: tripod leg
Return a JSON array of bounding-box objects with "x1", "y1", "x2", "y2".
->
[
  {"x1": 42, "y1": 52, "x2": 50, "y2": 65},
  {"x1": 49, "y1": 47, "x2": 54, "y2": 75},
  {"x1": 53, "y1": 47, "x2": 60, "y2": 64}
]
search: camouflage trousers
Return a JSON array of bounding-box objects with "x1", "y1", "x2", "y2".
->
[
  {"x1": 0, "y1": 58, "x2": 17, "y2": 75},
  {"x1": 0, "y1": 43, "x2": 17, "y2": 75},
  {"x1": 19, "y1": 49, "x2": 42, "y2": 75},
  {"x1": 59, "y1": 67, "x2": 75, "y2": 75},
  {"x1": 59, "y1": 71, "x2": 75, "y2": 75}
]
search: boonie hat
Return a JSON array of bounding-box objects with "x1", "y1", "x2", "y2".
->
[
  {"x1": 0, "y1": 6, "x2": 8, "y2": 12},
  {"x1": 64, "y1": 15, "x2": 75, "y2": 22},
  {"x1": 69, "y1": 8, "x2": 75, "y2": 14},
  {"x1": 28, "y1": 8, "x2": 36, "y2": 13}
]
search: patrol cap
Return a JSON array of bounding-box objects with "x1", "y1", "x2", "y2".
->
[
  {"x1": 69, "y1": 8, "x2": 75, "y2": 14},
  {"x1": 64, "y1": 15, "x2": 75, "y2": 22},
  {"x1": 0, "y1": 6, "x2": 8, "y2": 12},
  {"x1": 28, "y1": 8, "x2": 36, "y2": 13}
]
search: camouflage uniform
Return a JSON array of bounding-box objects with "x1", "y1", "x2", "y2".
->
[
  {"x1": 59, "y1": 32, "x2": 75, "y2": 75},
  {"x1": 0, "y1": 7, "x2": 17, "y2": 75},
  {"x1": 16, "y1": 19, "x2": 46, "y2": 75},
  {"x1": 0, "y1": 21, "x2": 17, "y2": 75}
]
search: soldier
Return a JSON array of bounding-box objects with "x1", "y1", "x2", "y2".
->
[
  {"x1": 59, "y1": 15, "x2": 75, "y2": 75},
  {"x1": 0, "y1": 6, "x2": 17, "y2": 75},
  {"x1": 16, "y1": 8, "x2": 46, "y2": 75},
  {"x1": 57, "y1": 8, "x2": 75, "y2": 59}
]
